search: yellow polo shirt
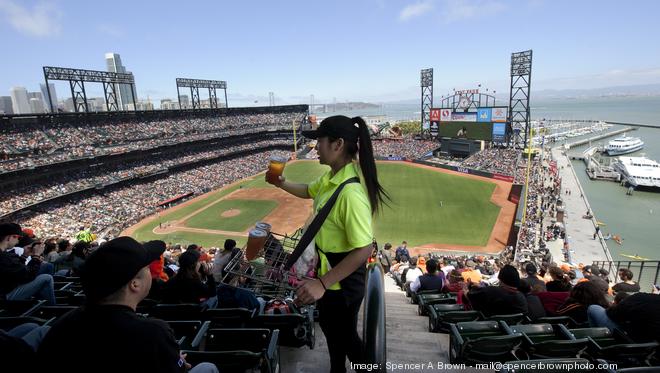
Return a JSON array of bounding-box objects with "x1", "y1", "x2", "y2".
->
[{"x1": 307, "y1": 162, "x2": 373, "y2": 290}]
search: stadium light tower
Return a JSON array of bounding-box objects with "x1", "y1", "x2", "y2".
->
[{"x1": 420, "y1": 68, "x2": 433, "y2": 138}]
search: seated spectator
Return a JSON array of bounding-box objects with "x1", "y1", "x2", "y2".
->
[
  {"x1": 216, "y1": 278, "x2": 262, "y2": 312},
  {"x1": 379, "y1": 242, "x2": 392, "y2": 274},
  {"x1": 54, "y1": 240, "x2": 89, "y2": 277},
  {"x1": 466, "y1": 265, "x2": 528, "y2": 317},
  {"x1": 146, "y1": 240, "x2": 168, "y2": 301},
  {"x1": 212, "y1": 239, "x2": 237, "y2": 282},
  {"x1": 520, "y1": 262, "x2": 547, "y2": 293},
  {"x1": 394, "y1": 241, "x2": 409, "y2": 263},
  {"x1": 444, "y1": 269, "x2": 467, "y2": 293},
  {"x1": 612, "y1": 268, "x2": 640, "y2": 293},
  {"x1": 546, "y1": 265, "x2": 573, "y2": 292},
  {"x1": 43, "y1": 240, "x2": 59, "y2": 263},
  {"x1": 460, "y1": 260, "x2": 482, "y2": 284},
  {"x1": 555, "y1": 281, "x2": 609, "y2": 324},
  {"x1": 36, "y1": 236, "x2": 218, "y2": 373},
  {"x1": 0, "y1": 223, "x2": 56, "y2": 305},
  {"x1": 588, "y1": 291, "x2": 660, "y2": 342},
  {"x1": 536, "y1": 291, "x2": 570, "y2": 315},
  {"x1": 403, "y1": 256, "x2": 423, "y2": 292},
  {"x1": 518, "y1": 280, "x2": 546, "y2": 321},
  {"x1": 163, "y1": 250, "x2": 217, "y2": 308},
  {"x1": 410, "y1": 258, "x2": 444, "y2": 293}
]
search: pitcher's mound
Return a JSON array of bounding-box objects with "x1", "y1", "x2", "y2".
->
[{"x1": 221, "y1": 209, "x2": 241, "y2": 218}]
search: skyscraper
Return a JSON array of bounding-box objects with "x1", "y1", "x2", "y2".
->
[
  {"x1": 40, "y1": 83, "x2": 58, "y2": 112},
  {"x1": 28, "y1": 92, "x2": 47, "y2": 113},
  {"x1": 105, "y1": 52, "x2": 137, "y2": 110},
  {"x1": 10, "y1": 87, "x2": 30, "y2": 114},
  {"x1": 0, "y1": 96, "x2": 13, "y2": 114}
]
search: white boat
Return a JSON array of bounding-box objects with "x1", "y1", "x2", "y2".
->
[
  {"x1": 605, "y1": 134, "x2": 644, "y2": 155},
  {"x1": 612, "y1": 156, "x2": 660, "y2": 188}
]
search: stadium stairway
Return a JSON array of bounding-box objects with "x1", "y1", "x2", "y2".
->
[{"x1": 280, "y1": 275, "x2": 483, "y2": 372}]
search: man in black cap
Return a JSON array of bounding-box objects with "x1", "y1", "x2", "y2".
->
[
  {"x1": 37, "y1": 236, "x2": 218, "y2": 373},
  {"x1": 466, "y1": 264, "x2": 528, "y2": 317},
  {"x1": 521, "y1": 262, "x2": 547, "y2": 293},
  {"x1": 0, "y1": 223, "x2": 55, "y2": 305}
]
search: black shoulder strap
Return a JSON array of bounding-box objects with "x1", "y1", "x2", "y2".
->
[{"x1": 283, "y1": 177, "x2": 360, "y2": 271}]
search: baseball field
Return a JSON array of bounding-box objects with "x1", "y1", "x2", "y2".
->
[{"x1": 124, "y1": 160, "x2": 516, "y2": 254}]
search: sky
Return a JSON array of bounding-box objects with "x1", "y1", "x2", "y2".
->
[{"x1": 1, "y1": 0, "x2": 660, "y2": 106}]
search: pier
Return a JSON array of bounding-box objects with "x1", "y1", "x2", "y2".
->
[
  {"x1": 563, "y1": 126, "x2": 637, "y2": 149},
  {"x1": 551, "y1": 147, "x2": 616, "y2": 269}
]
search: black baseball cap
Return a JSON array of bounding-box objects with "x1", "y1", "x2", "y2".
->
[
  {"x1": 0, "y1": 223, "x2": 22, "y2": 239},
  {"x1": 80, "y1": 237, "x2": 163, "y2": 302},
  {"x1": 303, "y1": 115, "x2": 361, "y2": 142}
]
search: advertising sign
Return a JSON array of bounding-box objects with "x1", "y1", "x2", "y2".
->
[
  {"x1": 440, "y1": 109, "x2": 452, "y2": 122},
  {"x1": 492, "y1": 122, "x2": 506, "y2": 142},
  {"x1": 430, "y1": 109, "x2": 441, "y2": 122},
  {"x1": 492, "y1": 107, "x2": 508, "y2": 122},
  {"x1": 450, "y1": 112, "x2": 477, "y2": 122},
  {"x1": 477, "y1": 108, "x2": 492, "y2": 122}
]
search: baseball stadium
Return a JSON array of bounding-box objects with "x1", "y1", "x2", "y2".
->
[{"x1": 2, "y1": 47, "x2": 659, "y2": 373}]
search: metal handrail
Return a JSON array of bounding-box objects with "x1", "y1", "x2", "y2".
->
[
  {"x1": 592, "y1": 260, "x2": 660, "y2": 292},
  {"x1": 363, "y1": 263, "x2": 386, "y2": 371}
]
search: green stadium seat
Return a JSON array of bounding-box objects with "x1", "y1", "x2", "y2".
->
[
  {"x1": 561, "y1": 327, "x2": 659, "y2": 367},
  {"x1": 411, "y1": 289, "x2": 443, "y2": 304},
  {"x1": 187, "y1": 327, "x2": 279, "y2": 373},
  {"x1": 449, "y1": 320, "x2": 523, "y2": 364},
  {"x1": 202, "y1": 307, "x2": 254, "y2": 328},
  {"x1": 248, "y1": 308, "x2": 315, "y2": 349},
  {"x1": 417, "y1": 293, "x2": 456, "y2": 315},
  {"x1": 485, "y1": 313, "x2": 527, "y2": 325},
  {"x1": 0, "y1": 299, "x2": 45, "y2": 317},
  {"x1": 507, "y1": 323, "x2": 589, "y2": 359},
  {"x1": 32, "y1": 305, "x2": 78, "y2": 319},
  {"x1": 534, "y1": 316, "x2": 578, "y2": 327},
  {"x1": 163, "y1": 320, "x2": 208, "y2": 350},
  {"x1": 499, "y1": 358, "x2": 593, "y2": 373},
  {"x1": 148, "y1": 303, "x2": 205, "y2": 321},
  {"x1": 0, "y1": 316, "x2": 54, "y2": 330},
  {"x1": 428, "y1": 304, "x2": 481, "y2": 333}
]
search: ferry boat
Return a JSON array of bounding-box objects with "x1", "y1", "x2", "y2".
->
[
  {"x1": 612, "y1": 156, "x2": 660, "y2": 188},
  {"x1": 604, "y1": 134, "x2": 644, "y2": 155}
]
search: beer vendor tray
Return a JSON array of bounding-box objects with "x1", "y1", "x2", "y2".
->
[{"x1": 221, "y1": 229, "x2": 314, "y2": 298}]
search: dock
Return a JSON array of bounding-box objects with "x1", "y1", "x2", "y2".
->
[
  {"x1": 551, "y1": 147, "x2": 616, "y2": 268},
  {"x1": 563, "y1": 126, "x2": 637, "y2": 149}
]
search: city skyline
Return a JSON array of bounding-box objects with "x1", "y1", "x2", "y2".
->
[{"x1": 1, "y1": 0, "x2": 660, "y2": 107}]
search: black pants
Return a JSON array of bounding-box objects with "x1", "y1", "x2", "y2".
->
[{"x1": 317, "y1": 289, "x2": 364, "y2": 373}]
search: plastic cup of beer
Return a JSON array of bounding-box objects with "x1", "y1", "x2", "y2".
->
[
  {"x1": 267, "y1": 156, "x2": 287, "y2": 184},
  {"x1": 255, "y1": 222, "x2": 272, "y2": 234},
  {"x1": 245, "y1": 228, "x2": 268, "y2": 260}
]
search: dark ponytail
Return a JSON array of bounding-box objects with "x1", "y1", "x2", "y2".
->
[{"x1": 352, "y1": 117, "x2": 391, "y2": 214}]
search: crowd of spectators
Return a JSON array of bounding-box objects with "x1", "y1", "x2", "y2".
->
[
  {"x1": 461, "y1": 147, "x2": 519, "y2": 176},
  {"x1": 0, "y1": 111, "x2": 306, "y2": 172},
  {"x1": 11, "y1": 149, "x2": 289, "y2": 239},
  {"x1": 0, "y1": 138, "x2": 291, "y2": 215},
  {"x1": 371, "y1": 138, "x2": 437, "y2": 160}
]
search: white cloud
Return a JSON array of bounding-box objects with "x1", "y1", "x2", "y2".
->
[
  {"x1": 399, "y1": 1, "x2": 434, "y2": 22},
  {"x1": 0, "y1": 0, "x2": 62, "y2": 37},
  {"x1": 440, "y1": 0, "x2": 505, "y2": 23}
]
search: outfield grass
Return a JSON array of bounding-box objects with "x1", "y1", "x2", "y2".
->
[
  {"x1": 184, "y1": 199, "x2": 278, "y2": 232},
  {"x1": 129, "y1": 160, "x2": 500, "y2": 248}
]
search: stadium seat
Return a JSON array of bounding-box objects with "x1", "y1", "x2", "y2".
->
[
  {"x1": 0, "y1": 316, "x2": 54, "y2": 330},
  {"x1": 202, "y1": 307, "x2": 255, "y2": 328},
  {"x1": 163, "y1": 320, "x2": 208, "y2": 350},
  {"x1": 534, "y1": 316, "x2": 578, "y2": 327},
  {"x1": 499, "y1": 358, "x2": 594, "y2": 373},
  {"x1": 148, "y1": 303, "x2": 206, "y2": 321},
  {"x1": 186, "y1": 327, "x2": 279, "y2": 373},
  {"x1": 416, "y1": 293, "x2": 456, "y2": 315},
  {"x1": 561, "y1": 327, "x2": 659, "y2": 367},
  {"x1": 427, "y1": 304, "x2": 481, "y2": 333},
  {"x1": 0, "y1": 299, "x2": 45, "y2": 317},
  {"x1": 449, "y1": 320, "x2": 523, "y2": 364},
  {"x1": 32, "y1": 305, "x2": 78, "y2": 319},
  {"x1": 484, "y1": 313, "x2": 527, "y2": 325},
  {"x1": 507, "y1": 323, "x2": 589, "y2": 359},
  {"x1": 411, "y1": 289, "x2": 443, "y2": 304},
  {"x1": 248, "y1": 308, "x2": 315, "y2": 349}
]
